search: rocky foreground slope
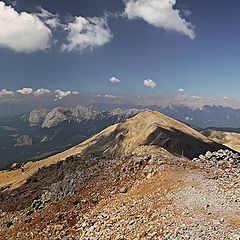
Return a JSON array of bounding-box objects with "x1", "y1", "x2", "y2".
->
[
  {"x1": 0, "y1": 149, "x2": 239, "y2": 239},
  {"x1": 0, "y1": 111, "x2": 239, "y2": 239}
]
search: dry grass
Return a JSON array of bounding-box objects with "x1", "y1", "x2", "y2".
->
[{"x1": 203, "y1": 130, "x2": 240, "y2": 152}]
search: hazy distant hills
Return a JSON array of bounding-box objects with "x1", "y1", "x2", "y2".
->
[
  {"x1": 91, "y1": 103, "x2": 240, "y2": 129},
  {"x1": 150, "y1": 105, "x2": 240, "y2": 129}
]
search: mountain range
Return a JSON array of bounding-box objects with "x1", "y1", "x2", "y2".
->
[
  {"x1": 1, "y1": 104, "x2": 240, "y2": 169},
  {"x1": 0, "y1": 106, "x2": 141, "y2": 169},
  {"x1": 0, "y1": 110, "x2": 237, "y2": 191},
  {"x1": 92, "y1": 103, "x2": 240, "y2": 129}
]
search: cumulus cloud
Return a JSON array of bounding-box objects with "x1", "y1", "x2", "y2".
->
[
  {"x1": 110, "y1": 76, "x2": 121, "y2": 84},
  {"x1": 54, "y1": 89, "x2": 71, "y2": 100},
  {"x1": 143, "y1": 79, "x2": 157, "y2": 89},
  {"x1": 54, "y1": 89, "x2": 79, "y2": 100},
  {"x1": 35, "y1": 6, "x2": 56, "y2": 19},
  {"x1": 0, "y1": 88, "x2": 14, "y2": 97},
  {"x1": 0, "y1": 87, "x2": 80, "y2": 100},
  {"x1": 123, "y1": 0, "x2": 195, "y2": 39},
  {"x1": 178, "y1": 88, "x2": 184, "y2": 92},
  {"x1": 0, "y1": 1, "x2": 52, "y2": 52},
  {"x1": 35, "y1": 6, "x2": 62, "y2": 29},
  {"x1": 62, "y1": 16, "x2": 113, "y2": 52},
  {"x1": 16, "y1": 87, "x2": 33, "y2": 95},
  {"x1": 33, "y1": 88, "x2": 51, "y2": 96}
]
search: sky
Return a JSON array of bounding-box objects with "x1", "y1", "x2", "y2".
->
[{"x1": 0, "y1": 0, "x2": 240, "y2": 109}]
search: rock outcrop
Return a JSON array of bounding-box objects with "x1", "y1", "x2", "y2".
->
[
  {"x1": 24, "y1": 107, "x2": 49, "y2": 127},
  {"x1": 42, "y1": 106, "x2": 100, "y2": 128},
  {"x1": 14, "y1": 135, "x2": 32, "y2": 147}
]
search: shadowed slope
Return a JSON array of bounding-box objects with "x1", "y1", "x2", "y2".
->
[{"x1": 79, "y1": 111, "x2": 230, "y2": 158}]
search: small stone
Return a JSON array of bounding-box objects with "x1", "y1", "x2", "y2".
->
[
  {"x1": 217, "y1": 160, "x2": 225, "y2": 167},
  {"x1": 119, "y1": 187, "x2": 127, "y2": 194},
  {"x1": 129, "y1": 220, "x2": 135, "y2": 225},
  {"x1": 229, "y1": 233, "x2": 240, "y2": 240},
  {"x1": 199, "y1": 155, "x2": 206, "y2": 161},
  {"x1": 205, "y1": 151, "x2": 212, "y2": 159},
  {"x1": 148, "y1": 159, "x2": 155, "y2": 165}
]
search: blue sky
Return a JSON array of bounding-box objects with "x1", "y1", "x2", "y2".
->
[{"x1": 0, "y1": 0, "x2": 240, "y2": 108}]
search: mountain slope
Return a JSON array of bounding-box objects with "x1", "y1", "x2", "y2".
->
[
  {"x1": 0, "y1": 111, "x2": 232, "y2": 191},
  {"x1": 0, "y1": 132, "x2": 239, "y2": 239},
  {"x1": 202, "y1": 129, "x2": 240, "y2": 152},
  {"x1": 67, "y1": 111, "x2": 230, "y2": 159}
]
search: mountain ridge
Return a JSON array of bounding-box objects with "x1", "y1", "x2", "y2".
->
[{"x1": 0, "y1": 110, "x2": 234, "y2": 191}]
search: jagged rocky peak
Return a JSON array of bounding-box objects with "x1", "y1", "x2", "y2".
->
[
  {"x1": 41, "y1": 107, "x2": 71, "y2": 129},
  {"x1": 41, "y1": 105, "x2": 100, "y2": 129},
  {"x1": 71, "y1": 105, "x2": 100, "y2": 120},
  {"x1": 25, "y1": 106, "x2": 49, "y2": 127}
]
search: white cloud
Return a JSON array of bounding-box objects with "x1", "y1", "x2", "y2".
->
[
  {"x1": 35, "y1": 6, "x2": 62, "y2": 29},
  {"x1": 62, "y1": 16, "x2": 113, "y2": 52},
  {"x1": 54, "y1": 89, "x2": 71, "y2": 100},
  {"x1": 0, "y1": 1, "x2": 52, "y2": 52},
  {"x1": 35, "y1": 6, "x2": 56, "y2": 19},
  {"x1": 33, "y1": 88, "x2": 51, "y2": 96},
  {"x1": 143, "y1": 79, "x2": 157, "y2": 89},
  {"x1": 105, "y1": 94, "x2": 117, "y2": 98},
  {"x1": 110, "y1": 76, "x2": 121, "y2": 84},
  {"x1": 191, "y1": 96, "x2": 202, "y2": 99},
  {"x1": 72, "y1": 91, "x2": 80, "y2": 95},
  {"x1": 178, "y1": 88, "x2": 184, "y2": 92},
  {"x1": 0, "y1": 88, "x2": 14, "y2": 97},
  {"x1": 183, "y1": 9, "x2": 192, "y2": 17},
  {"x1": 9, "y1": 1, "x2": 17, "y2": 7},
  {"x1": 124, "y1": 0, "x2": 195, "y2": 39},
  {"x1": 45, "y1": 18, "x2": 61, "y2": 28},
  {"x1": 54, "y1": 89, "x2": 79, "y2": 100},
  {"x1": 16, "y1": 87, "x2": 33, "y2": 95}
]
